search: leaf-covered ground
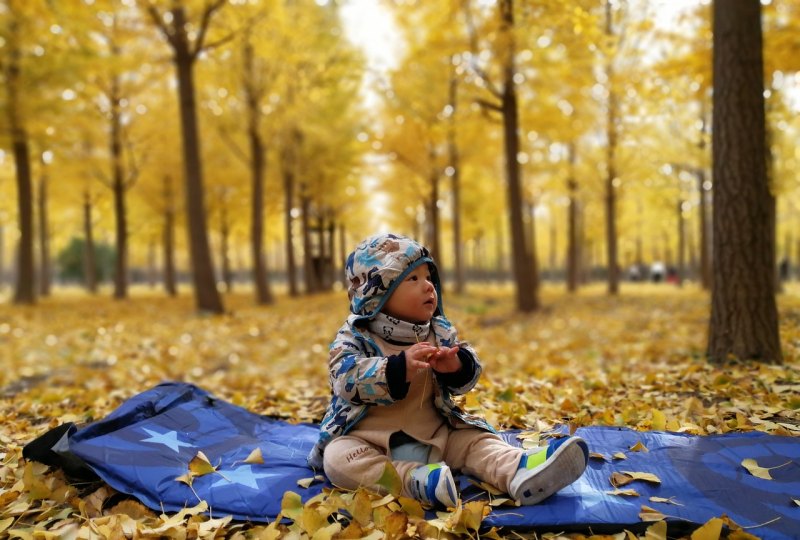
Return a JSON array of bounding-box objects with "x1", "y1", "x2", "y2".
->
[{"x1": 1, "y1": 283, "x2": 798, "y2": 538}]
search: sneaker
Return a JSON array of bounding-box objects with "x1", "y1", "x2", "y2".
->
[
  {"x1": 407, "y1": 462, "x2": 459, "y2": 508},
  {"x1": 508, "y1": 436, "x2": 589, "y2": 505}
]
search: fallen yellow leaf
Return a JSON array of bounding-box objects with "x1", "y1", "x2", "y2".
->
[{"x1": 690, "y1": 517, "x2": 723, "y2": 540}]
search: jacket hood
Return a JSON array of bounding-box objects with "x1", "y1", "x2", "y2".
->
[{"x1": 345, "y1": 233, "x2": 443, "y2": 319}]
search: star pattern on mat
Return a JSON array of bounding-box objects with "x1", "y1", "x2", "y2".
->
[
  {"x1": 140, "y1": 428, "x2": 194, "y2": 453},
  {"x1": 210, "y1": 465, "x2": 282, "y2": 490}
]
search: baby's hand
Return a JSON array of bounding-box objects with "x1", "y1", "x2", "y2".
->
[
  {"x1": 427, "y1": 346, "x2": 461, "y2": 374},
  {"x1": 404, "y1": 342, "x2": 436, "y2": 382}
]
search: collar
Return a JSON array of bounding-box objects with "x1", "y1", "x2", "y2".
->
[{"x1": 367, "y1": 312, "x2": 430, "y2": 344}]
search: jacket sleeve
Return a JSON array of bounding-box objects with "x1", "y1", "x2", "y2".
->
[
  {"x1": 436, "y1": 340, "x2": 482, "y2": 395},
  {"x1": 327, "y1": 322, "x2": 400, "y2": 406}
]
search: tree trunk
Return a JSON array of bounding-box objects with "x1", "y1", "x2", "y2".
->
[
  {"x1": 83, "y1": 190, "x2": 98, "y2": 294},
  {"x1": 677, "y1": 199, "x2": 685, "y2": 287},
  {"x1": 697, "y1": 174, "x2": 710, "y2": 287},
  {"x1": 147, "y1": 240, "x2": 156, "y2": 288},
  {"x1": 300, "y1": 187, "x2": 316, "y2": 294},
  {"x1": 220, "y1": 200, "x2": 232, "y2": 292},
  {"x1": 566, "y1": 142, "x2": 579, "y2": 292},
  {"x1": 0, "y1": 224, "x2": 5, "y2": 289},
  {"x1": 5, "y1": 18, "x2": 36, "y2": 305},
  {"x1": 172, "y1": 6, "x2": 223, "y2": 313},
  {"x1": 37, "y1": 161, "x2": 51, "y2": 296},
  {"x1": 426, "y1": 157, "x2": 441, "y2": 265},
  {"x1": 110, "y1": 72, "x2": 128, "y2": 300},
  {"x1": 282, "y1": 135, "x2": 299, "y2": 296},
  {"x1": 604, "y1": 0, "x2": 620, "y2": 295},
  {"x1": 244, "y1": 41, "x2": 273, "y2": 305},
  {"x1": 499, "y1": 0, "x2": 538, "y2": 311},
  {"x1": 708, "y1": 0, "x2": 781, "y2": 364},
  {"x1": 448, "y1": 62, "x2": 465, "y2": 295},
  {"x1": 163, "y1": 175, "x2": 177, "y2": 297},
  {"x1": 339, "y1": 223, "x2": 348, "y2": 288}
]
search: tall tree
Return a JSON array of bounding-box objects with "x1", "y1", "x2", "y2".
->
[
  {"x1": 1, "y1": 3, "x2": 36, "y2": 304},
  {"x1": 145, "y1": 1, "x2": 226, "y2": 313},
  {"x1": 603, "y1": 0, "x2": 620, "y2": 295},
  {"x1": 463, "y1": 0, "x2": 538, "y2": 311},
  {"x1": 707, "y1": 0, "x2": 781, "y2": 364}
]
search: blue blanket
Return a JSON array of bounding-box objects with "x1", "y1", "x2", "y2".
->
[{"x1": 39, "y1": 383, "x2": 800, "y2": 538}]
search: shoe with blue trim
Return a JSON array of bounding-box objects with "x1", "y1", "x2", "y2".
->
[
  {"x1": 508, "y1": 436, "x2": 589, "y2": 505},
  {"x1": 407, "y1": 462, "x2": 459, "y2": 508}
]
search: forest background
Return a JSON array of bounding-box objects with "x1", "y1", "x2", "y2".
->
[{"x1": 1, "y1": 0, "x2": 799, "y2": 538}]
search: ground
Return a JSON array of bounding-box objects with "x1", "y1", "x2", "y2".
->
[{"x1": 0, "y1": 282, "x2": 798, "y2": 538}]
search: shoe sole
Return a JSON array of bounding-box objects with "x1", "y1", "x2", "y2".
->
[{"x1": 511, "y1": 437, "x2": 588, "y2": 505}]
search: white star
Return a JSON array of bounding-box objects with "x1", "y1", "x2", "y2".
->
[
  {"x1": 140, "y1": 428, "x2": 194, "y2": 453},
  {"x1": 210, "y1": 465, "x2": 282, "y2": 490}
]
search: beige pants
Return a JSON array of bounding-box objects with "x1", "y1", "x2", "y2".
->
[{"x1": 323, "y1": 428, "x2": 523, "y2": 498}]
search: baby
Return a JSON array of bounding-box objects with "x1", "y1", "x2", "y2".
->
[{"x1": 308, "y1": 233, "x2": 587, "y2": 507}]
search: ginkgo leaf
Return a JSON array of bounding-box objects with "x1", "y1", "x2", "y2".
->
[
  {"x1": 741, "y1": 458, "x2": 791, "y2": 480},
  {"x1": 607, "y1": 488, "x2": 640, "y2": 497},
  {"x1": 690, "y1": 517, "x2": 723, "y2": 540},
  {"x1": 0, "y1": 518, "x2": 14, "y2": 534},
  {"x1": 175, "y1": 473, "x2": 194, "y2": 486},
  {"x1": 280, "y1": 491, "x2": 303, "y2": 521},
  {"x1": 651, "y1": 409, "x2": 667, "y2": 431},
  {"x1": 590, "y1": 452, "x2": 608, "y2": 461},
  {"x1": 611, "y1": 472, "x2": 635, "y2": 488},
  {"x1": 793, "y1": 498, "x2": 800, "y2": 507},
  {"x1": 376, "y1": 462, "x2": 402, "y2": 497},
  {"x1": 243, "y1": 447, "x2": 264, "y2": 464},
  {"x1": 623, "y1": 471, "x2": 662, "y2": 484},
  {"x1": 650, "y1": 496, "x2": 683, "y2": 506},
  {"x1": 350, "y1": 488, "x2": 373, "y2": 526},
  {"x1": 630, "y1": 441, "x2": 649, "y2": 452},
  {"x1": 188, "y1": 451, "x2": 217, "y2": 477},
  {"x1": 613, "y1": 452, "x2": 628, "y2": 460},
  {"x1": 468, "y1": 477, "x2": 505, "y2": 495},
  {"x1": 398, "y1": 496, "x2": 425, "y2": 519},
  {"x1": 644, "y1": 519, "x2": 668, "y2": 538},
  {"x1": 639, "y1": 504, "x2": 666, "y2": 522},
  {"x1": 296, "y1": 475, "x2": 324, "y2": 488},
  {"x1": 462, "y1": 501, "x2": 489, "y2": 532}
]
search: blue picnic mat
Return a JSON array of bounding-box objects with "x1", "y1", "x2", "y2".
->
[{"x1": 42, "y1": 382, "x2": 800, "y2": 538}]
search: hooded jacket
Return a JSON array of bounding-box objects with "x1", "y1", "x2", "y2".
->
[{"x1": 308, "y1": 233, "x2": 494, "y2": 469}]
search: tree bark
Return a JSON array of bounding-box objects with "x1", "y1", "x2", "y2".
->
[
  {"x1": 499, "y1": 0, "x2": 538, "y2": 311},
  {"x1": 708, "y1": 0, "x2": 781, "y2": 364},
  {"x1": 448, "y1": 62, "x2": 465, "y2": 295},
  {"x1": 677, "y1": 199, "x2": 685, "y2": 287},
  {"x1": 110, "y1": 73, "x2": 128, "y2": 300},
  {"x1": 148, "y1": 4, "x2": 224, "y2": 312},
  {"x1": 0, "y1": 224, "x2": 5, "y2": 289},
  {"x1": 243, "y1": 41, "x2": 273, "y2": 305},
  {"x1": 220, "y1": 198, "x2": 232, "y2": 292},
  {"x1": 300, "y1": 186, "x2": 316, "y2": 294},
  {"x1": 697, "y1": 103, "x2": 711, "y2": 290},
  {"x1": 83, "y1": 190, "x2": 98, "y2": 294},
  {"x1": 5, "y1": 20, "x2": 36, "y2": 305},
  {"x1": 426, "y1": 153, "x2": 441, "y2": 265},
  {"x1": 566, "y1": 142, "x2": 579, "y2": 292},
  {"x1": 282, "y1": 134, "x2": 299, "y2": 296},
  {"x1": 162, "y1": 175, "x2": 177, "y2": 297},
  {"x1": 37, "y1": 161, "x2": 51, "y2": 296},
  {"x1": 604, "y1": 0, "x2": 620, "y2": 295}
]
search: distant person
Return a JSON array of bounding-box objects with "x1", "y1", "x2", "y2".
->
[
  {"x1": 650, "y1": 261, "x2": 665, "y2": 283},
  {"x1": 779, "y1": 258, "x2": 790, "y2": 282},
  {"x1": 666, "y1": 267, "x2": 679, "y2": 285},
  {"x1": 308, "y1": 233, "x2": 588, "y2": 508}
]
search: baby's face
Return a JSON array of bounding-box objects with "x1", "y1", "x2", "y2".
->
[{"x1": 382, "y1": 265, "x2": 437, "y2": 324}]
